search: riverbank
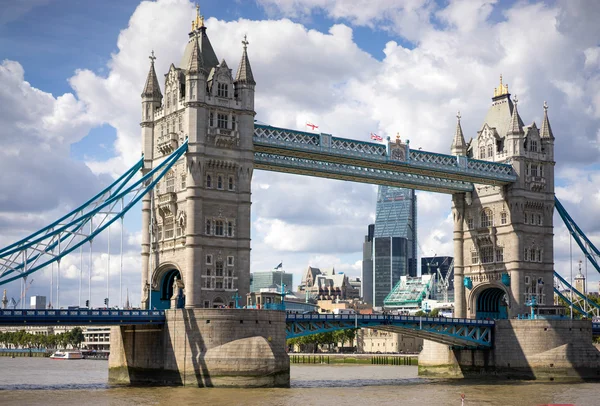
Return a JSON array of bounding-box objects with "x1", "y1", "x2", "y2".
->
[{"x1": 290, "y1": 353, "x2": 418, "y2": 365}]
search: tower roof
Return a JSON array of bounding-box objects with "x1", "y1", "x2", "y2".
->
[
  {"x1": 187, "y1": 36, "x2": 205, "y2": 74},
  {"x1": 235, "y1": 35, "x2": 256, "y2": 85},
  {"x1": 180, "y1": 8, "x2": 219, "y2": 72},
  {"x1": 480, "y1": 76, "x2": 524, "y2": 138},
  {"x1": 540, "y1": 101, "x2": 555, "y2": 139},
  {"x1": 508, "y1": 95, "x2": 524, "y2": 134},
  {"x1": 142, "y1": 51, "x2": 162, "y2": 100},
  {"x1": 451, "y1": 111, "x2": 467, "y2": 154}
]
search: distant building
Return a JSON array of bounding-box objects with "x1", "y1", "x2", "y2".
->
[
  {"x1": 362, "y1": 187, "x2": 418, "y2": 307},
  {"x1": 574, "y1": 269, "x2": 586, "y2": 294},
  {"x1": 355, "y1": 329, "x2": 423, "y2": 353},
  {"x1": 298, "y1": 266, "x2": 359, "y2": 300},
  {"x1": 30, "y1": 295, "x2": 46, "y2": 310},
  {"x1": 421, "y1": 256, "x2": 454, "y2": 301},
  {"x1": 250, "y1": 270, "x2": 293, "y2": 293}
]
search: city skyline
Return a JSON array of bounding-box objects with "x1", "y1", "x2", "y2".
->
[{"x1": 0, "y1": 0, "x2": 599, "y2": 308}]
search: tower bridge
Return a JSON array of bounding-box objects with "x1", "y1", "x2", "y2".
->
[{"x1": 1, "y1": 7, "x2": 600, "y2": 386}]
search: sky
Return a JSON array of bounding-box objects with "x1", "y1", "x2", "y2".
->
[{"x1": 0, "y1": 0, "x2": 599, "y2": 308}]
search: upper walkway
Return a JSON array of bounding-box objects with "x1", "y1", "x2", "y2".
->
[{"x1": 253, "y1": 124, "x2": 517, "y2": 194}]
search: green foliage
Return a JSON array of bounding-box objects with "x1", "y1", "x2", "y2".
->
[
  {"x1": 287, "y1": 328, "x2": 358, "y2": 352},
  {"x1": 0, "y1": 327, "x2": 85, "y2": 350},
  {"x1": 413, "y1": 310, "x2": 427, "y2": 317},
  {"x1": 429, "y1": 308, "x2": 441, "y2": 317}
]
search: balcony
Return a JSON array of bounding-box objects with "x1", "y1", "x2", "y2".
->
[
  {"x1": 157, "y1": 132, "x2": 179, "y2": 154},
  {"x1": 157, "y1": 192, "x2": 177, "y2": 216},
  {"x1": 527, "y1": 176, "x2": 546, "y2": 192},
  {"x1": 208, "y1": 127, "x2": 239, "y2": 148}
]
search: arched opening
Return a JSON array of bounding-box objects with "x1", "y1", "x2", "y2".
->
[
  {"x1": 152, "y1": 268, "x2": 184, "y2": 310},
  {"x1": 213, "y1": 297, "x2": 225, "y2": 308},
  {"x1": 476, "y1": 287, "x2": 508, "y2": 320}
]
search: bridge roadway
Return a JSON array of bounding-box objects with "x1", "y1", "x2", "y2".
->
[{"x1": 1, "y1": 309, "x2": 597, "y2": 349}]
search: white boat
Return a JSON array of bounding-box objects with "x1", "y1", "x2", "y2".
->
[{"x1": 49, "y1": 350, "x2": 84, "y2": 360}]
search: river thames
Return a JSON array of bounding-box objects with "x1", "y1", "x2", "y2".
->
[{"x1": 0, "y1": 358, "x2": 595, "y2": 405}]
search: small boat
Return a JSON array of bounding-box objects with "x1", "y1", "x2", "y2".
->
[{"x1": 49, "y1": 350, "x2": 84, "y2": 360}]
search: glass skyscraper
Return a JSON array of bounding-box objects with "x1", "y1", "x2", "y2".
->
[
  {"x1": 362, "y1": 187, "x2": 417, "y2": 307},
  {"x1": 250, "y1": 271, "x2": 293, "y2": 293}
]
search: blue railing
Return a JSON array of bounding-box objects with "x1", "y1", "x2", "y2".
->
[{"x1": 0, "y1": 309, "x2": 166, "y2": 325}]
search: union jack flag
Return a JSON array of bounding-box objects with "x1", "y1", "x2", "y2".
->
[{"x1": 370, "y1": 133, "x2": 383, "y2": 141}]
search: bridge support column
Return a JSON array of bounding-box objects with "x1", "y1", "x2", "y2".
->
[
  {"x1": 452, "y1": 193, "x2": 466, "y2": 318},
  {"x1": 140, "y1": 194, "x2": 151, "y2": 310},
  {"x1": 418, "y1": 319, "x2": 600, "y2": 381},
  {"x1": 108, "y1": 309, "x2": 290, "y2": 387}
]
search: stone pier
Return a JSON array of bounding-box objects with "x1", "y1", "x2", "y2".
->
[
  {"x1": 419, "y1": 319, "x2": 600, "y2": 381},
  {"x1": 108, "y1": 309, "x2": 290, "y2": 387}
]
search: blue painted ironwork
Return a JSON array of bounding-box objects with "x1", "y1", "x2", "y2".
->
[
  {"x1": 285, "y1": 313, "x2": 493, "y2": 348},
  {"x1": 0, "y1": 309, "x2": 165, "y2": 325},
  {"x1": 0, "y1": 140, "x2": 189, "y2": 286},
  {"x1": 254, "y1": 124, "x2": 517, "y2": 189},
  {"x1": 254, "y1": 152, "x2": 474, "y2": 194}
]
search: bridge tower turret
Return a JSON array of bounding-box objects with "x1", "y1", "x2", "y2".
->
[
  {"x1": 452, "y1": 76, "x2": 556, "y2": 319},
  {"x1": 140, "y1": 8, "x2": 255, "y2": 309}
]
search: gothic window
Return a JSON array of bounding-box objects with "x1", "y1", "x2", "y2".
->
[
  {"x1": 228, "y1": 176, "x2": 234, "y2": 191},
  {"x1": 496, "y1": 247, "x2": 504, "y2": 262},
  {"x1": 172, "y1": 91, "x2": 176, "y2": 107},
  {"x1": 206, "y1": 174, "x2": 212, "y2": 188},
  {"x1": 227, "y1": 280, "x2": 232, "y2": 289},
  {"x1": 157, "y1": 224, "x2": 162, "y2": 241},
  {"x1": 217, "y1": 113, "x2": 228, "y2": 129},
  {"x1": 481, "y1": 246, "x2": 494, "y2": 264},
  {"x1": 176, "y1": 220, "x2": 183, "y2": 237},
  {"x1": 216, "y1": 281, "x2": 223, "y2": 289},
  {"x1": 216, "y1": 262, "x2": 224, "y2": 277},
  {"x1": 539, "y1": 165, "x2": 544, "y2": 177},
  {"x1": 217, "y1": 83, "x2": 228, "y2": 98},
  {"x1": 480, "y1": 208, "x2": 493, "y2": 228},
  {"x1": 190, "y1": 82, "x2": 195, "y2": 99},
  {"x1": 215, "y1": 220, "x2": 224, "y2": 236},
  {"x1": 166, "y1": 171, "x2": 175, "y2": 193},
  {"x1": 524, "y1": 212, "x2": 529, "y2": 224},
  {"x1": 227, "y1": 256, "x2": 234, "y2": 266},
  {"x1": 206, "y1": 254, "x2": 212, "y2": 265},
  {"x1": 209, "y1": 112, "x2": 214, "y2": 127},
  {"x1": 205, "y1": 219, "x2": 211, "y2": 235},
  {"x1": 227, "y1": 221, "x2": 233, "y2": 237},
  {"x1": 530, "y1": 213, "x2": 535, "y2": 224},
  {"x1": 479, "y1": 146, "x2": 485, "y2": 159},
  {"x1": 487, "y1": 145, "x2": 493, "y2": 158},
  {"x1": 537, "y1": 214, "x2": 542, "y2": 226},
  {"x1": 526, "y1": 163, "x2": 530, "y2": 176},
  {"x1": 537, "y1": 249, "x2": 543, "y2": 262},
  {"x1": 531, "y1": 164, "x2": 538, "y2": 177},
  {"x1": 467, "y1": 217, "x2": 473, "y2": 229},
  {"x1": 227, "y1": 269, "x2": 233, "y2": 277},
  {"x1": 524, "y1": 248, "x2": 529, "y2": 261},
  {"x1": 181, "y1": 174, "x2": 186, "y2": 189},
  {"x1": 205, "y1": 279, "x2": 211, "y2": 289},
  {"x1": 206, "y1": 268, "x2": 211, "y2": 276},
  {"x1": 471, "y1": 249, "x2": 479, "y2": 265},
  {"x1": 531, "y1": 140, "x2": 538, "y2": 152},
  {"x1": 164, "y1": 216, "x2": 174, "y2": 239},
  {"x1": 501, "y1": 211, "x2": 507, "y2": 225},
  {"x1": 217, "y1": 176, "x2": 223, "y2": 189},
  {"x1": 204, "y1": 300, "x2": 210, "y2": 308},
  {"x1": 232, "y1": 114, "x2": 236, "y2": 130}
]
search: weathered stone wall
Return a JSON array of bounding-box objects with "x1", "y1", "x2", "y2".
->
[
  {"x1": 108, "y1": 309, "x2": 289, "y2": 387},
  {"x1": 419, "y1": 319, "x2": 600, "y2": 381}
]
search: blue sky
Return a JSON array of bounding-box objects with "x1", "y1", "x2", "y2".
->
[{"x1": 1, "y1": 0, "x2": 599, "y2": 307}]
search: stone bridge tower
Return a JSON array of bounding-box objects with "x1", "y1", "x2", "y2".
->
[
  {"x1": 451, "y1": 77, "x2": 555, "y2": 319},
  {"x1": 140, "y1": 9, "x2": 255, "y2": 309}
]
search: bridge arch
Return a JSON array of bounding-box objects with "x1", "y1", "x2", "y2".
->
[
  {"x1": 469, "y1": 283, "x2": 509, "y2": 320},
  {"x1": 152, "y1": 262, "x2": 184, "y2": 310}
]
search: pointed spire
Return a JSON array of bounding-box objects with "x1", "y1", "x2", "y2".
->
[
  {"x1": 508, "y1": 95, "x2": 524, "y2": 134},
  {"x1": 187, "y1": 37, "x2": 204, "y2": 74},
  {"x1": 235, "y1": 35, "x2": 256, "y2": 85},
  {"x1": 142, "y1": 50, "x2": 163, "y2": 100},
  {"x1": 540, "y1": 101, "x2": 555, "y2": 139},
  {"x1": 451, "y1": 111, "x2": 467, "y2": 155},
  {"x1": 494, "y1": 74, "x2": 509, "y2": 97}
]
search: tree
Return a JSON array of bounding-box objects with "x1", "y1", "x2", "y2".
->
[
  {"x1": 414, "y1": 310, "x2": 427, "y2": 317},
  {"x1": 429, "y1": 308, "x2": 441, "y2": 317}
]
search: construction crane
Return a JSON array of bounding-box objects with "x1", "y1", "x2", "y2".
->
[{"x1": 435, "y1": 258, "x2": 454, "y2": 303}]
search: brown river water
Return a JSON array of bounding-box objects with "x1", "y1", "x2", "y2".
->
[{"x1": 0, "y1": 358, "x2": 596, "y2": 405}]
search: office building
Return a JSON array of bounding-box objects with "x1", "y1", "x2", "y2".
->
[
  {"x1": 362, "y1": 187, "x2": 418, "y2": 307},
  {"x1": 250, "y1": 270, "x2": 293, "y2": 293},
  {"x1": 30, "y1": 295, "x2": 46, "y2": 310}
]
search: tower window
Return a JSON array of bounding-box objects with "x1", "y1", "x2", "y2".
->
[
  {"x1": 205, "y1": 279, "x2": 211, "y2": 289},
  {"x1": 217, "y1": 113, "x2": 228, "y2": 129},
  {"x1": 206, "y1": 268, "x2": 211, "y2": 276},
  {"x1": 164, "y1": 216, "x2": 174, "y2": 239},
  {"x1": 537, "y1": 214, "x2": 542, "y2": 225},
  {"x1": 209, "y1": 112, "x2": 214, "y2": 127},
  {"x1": 481, "y1": 246, "x2": 493, "y2": 264},
  {"x1": 227, "y1": 256, "x2": 234, "y2": 266},
  {"x1": 531, "y1": 140, "x2": 538, "y2": 152},
  {"x1": 216, "y1": 262, "x2": 224, "y2": 277},
  {"x1": 205, "y1": 219, "x2": 211, "y2": 235},
  {"x1": 166, "y1": 171, "x2": 175, "y2": 193},
  {"x1": 496, "y1": 247, "x2": 504, "y2": 262},
  {"x1": 487, "y1": 145, "x2": 493, "y2": 158},
  {"x1": 531, "y1": 164, "x2": 538, "y2": 177},
  {"x1": 206, "y1": 174, "x2": 212, "y2": 188},
  {"x1": 206, "y1": 254, "x2": 212, "y2": 265},
  {"x1": 524, "y1": 248, "x2": 529, "y2": 261},
  {"x1": 216, "y1": 281, "x2": 223, "y2": 289},
  {"x1": 480, "y1": 209, "x2": 493, "y2": 228},
  {"x1": 228, "y1": 176, "x2": 234, "y2": 191},
  {"x1": 215, "y1": 220, "x2": 224, "y2": 236},
  {"x1": 217, "y1": 176, "x2": 223, "y2": 189},
  {"x1": 471, "y1": 250, "x2": 479, "y2": 265},
  {"x1": 181, "y1": 174, "x2": 186, "y2": 189},
  {"x1": 232, "y1": 115, "x2": 237, "y2": 130},
  {"x1": 178, "y1": 116, "x2": 182, "y2": 131},
  {"x1": 227, "y1": 221, "x2": 233, "y2": 237},
  {"x1": 501, "y1": 211, "x2": 507, "y2": 225},
  {"x1": 479, "y1": 146, "x2": 485, "y2": 159},
  {"x1": 467, "y1": 217, "x2": 473, "y2": 229},
  {"x1": 217, "y1": 83, "x2": 228, "y2": 98}
]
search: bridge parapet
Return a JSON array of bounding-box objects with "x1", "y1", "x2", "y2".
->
[{"x1": 0, "y1": 309, "x2": 166, "y2": 326}]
